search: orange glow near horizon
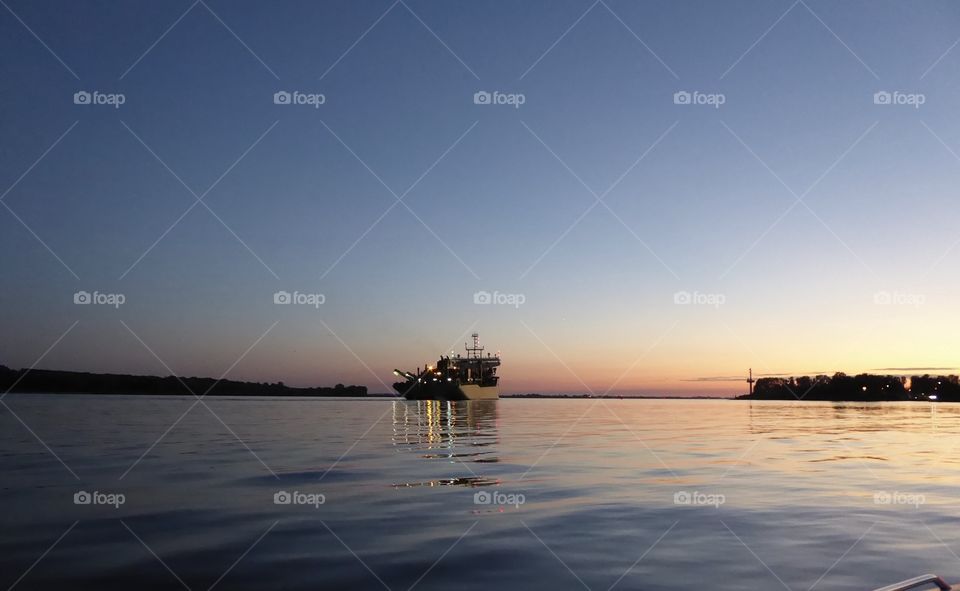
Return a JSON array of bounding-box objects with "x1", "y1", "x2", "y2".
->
[{"x1": 42, "y1": 295, "x2": 960, "y2": 398}]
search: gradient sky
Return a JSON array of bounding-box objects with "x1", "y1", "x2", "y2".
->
[{"x1": 3, "y1": 0, "x2": 960, "y2": 395}]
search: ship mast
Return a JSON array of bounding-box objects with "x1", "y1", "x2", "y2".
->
[{"x1": 465, "y1": 332, "x2": 483, "y2": 359}]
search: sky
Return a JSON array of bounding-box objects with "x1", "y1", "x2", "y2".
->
[{"x1": 2, "y1": 0, "x2": 960, "y2": 395}]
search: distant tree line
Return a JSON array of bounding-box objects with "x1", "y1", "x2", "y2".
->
[
  {"x1": 0, "y1": 365, "x2": 368, "y2": 397},
  {"x1": 739, "y1": 372, "x2": 960, "y2": 402}
]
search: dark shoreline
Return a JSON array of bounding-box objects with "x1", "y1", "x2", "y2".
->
[
  {"x1": 0, "y1": 365, "x2": 368, "y2": 397},
  {"x1": 6, "y1": 366, "x2": 959, "y2": 402},
  {"x1": 738, "y1": 372, "x2": 960, "y2": 402}
]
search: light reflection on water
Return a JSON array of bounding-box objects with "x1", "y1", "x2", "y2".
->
[{"x1": 2, "y1": 396, "x2": 960, "y2": 590}]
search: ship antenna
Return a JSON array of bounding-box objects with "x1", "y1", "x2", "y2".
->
[{"x1": 466, "y1": 332, "x2": 483, "y2": 359}]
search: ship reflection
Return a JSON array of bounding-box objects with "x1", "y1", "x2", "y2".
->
[
  {"x1": 392, "y1": 399, "x2": 499, "y2": 451},
  {"x1": 391, "y1": 400, "x2": 500, "y2": 488}
]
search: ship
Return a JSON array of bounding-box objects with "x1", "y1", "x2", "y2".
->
[{"x1": 393, "y1": 333, "x2": 501, "y2": 400}]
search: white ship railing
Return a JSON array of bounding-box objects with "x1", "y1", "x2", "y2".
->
[{"x1": 873, "y1": 574, "x2": 952, "y2": 591}]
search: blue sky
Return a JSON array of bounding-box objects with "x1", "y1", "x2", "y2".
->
[{"x1": 2, "y1": 0, "x2": 960, "y2": 394}]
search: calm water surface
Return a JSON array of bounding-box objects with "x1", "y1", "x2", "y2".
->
[{"x1": 2, "y1": 396, "x2": 960, "y2": 590}]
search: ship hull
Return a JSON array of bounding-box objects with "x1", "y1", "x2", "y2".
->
[
  {"x1": 459, "y1": 384, "x2": 499, "y2": 400},
  {"x1": 394, "y1": 381, "x2": 498, "y2": 401}
]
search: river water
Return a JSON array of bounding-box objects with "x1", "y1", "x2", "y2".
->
[{"x1": 2, "y1": 396, "x2": 958, "y2": 590}]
